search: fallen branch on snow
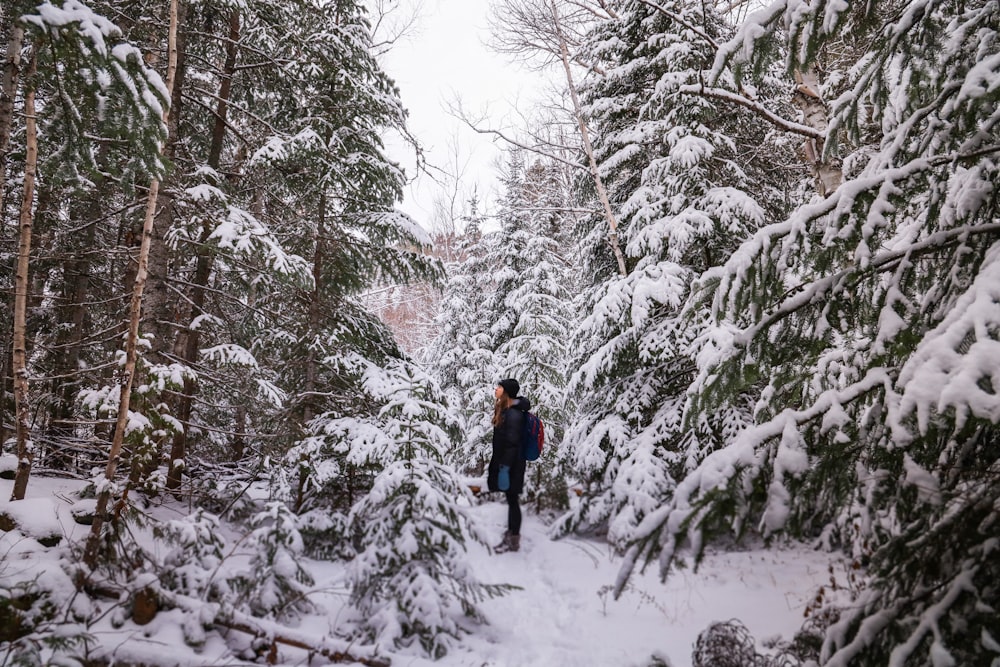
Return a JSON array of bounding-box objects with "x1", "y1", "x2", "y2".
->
[{"x1": 86, "y1": 582, "x2": 391, "y2": 667}]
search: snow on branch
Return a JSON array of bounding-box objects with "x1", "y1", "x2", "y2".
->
[
  {"x1": 820, "y1": 593, "x2": 903, "y2": 667},
  {"x1": 200, "y1": 343, "x2": 258, "y2": 367},
  {"x1": 706, "y1": 149, "x2": 1000, "y2": 342},
  {"x1": 823, "y1": 570, "x2": 978, "y2": 667},
  {"x1": 615, "y1": 367, "x2": 895, "y2": 597},
  {"x1": 730, "y1": 220, "x2": 1000, "y2": 354},
  {"x1": 678, "y1": 83, "x2": 823, "y2": 139},
  {"x1": 631, "y1": 0, "x2": 720, "y2": 51},
  {"x1": 896, "y1": 241, "x2": 1000, "y2": 437},
  {"x1": 707, "y1": 0, "x2": 787, "y2": 84}
]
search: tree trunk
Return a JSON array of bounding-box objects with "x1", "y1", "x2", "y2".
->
[
  {"x1": 46, "y1": 179, "x2": 101, "y2": 472},
  {"x1": 84, "y1": 0, "x2": 180, "y2": 569},
  {"x1": 1, "y1": 12, "x2": 15, "y2": 444},
  {"x1": 231, "y1": 403, "x2": 246, "y2": 461},
  {"x1": 0, "y1": 14, "x2": 24, "y2": 198},
  {"x1": 142, "y1": 1, "x2": 188, "y2": 367},
  {"x1": 548, "y1": 0, "x2": 627, "y2": 277},
  {"x1": 229, "y1": 187, "x2": 261, "y2": 465},
  {"x1": 164, "y1": 247, "x2": 209, "y2": 492},
  {"x1": 166, "y1": 7, "x2": 240, "y2": 492},
  {"x1": 1, "y1": 339, "x2": 10, "y2": 448},
  {"x1": 129, "y1": 0, "x2": 188, "y2": 492},
  {"x1": 10, "y1": 49, "x2": 37, "y2": 501},
  {"x1": 143, "y1": 4, "x2": 193, "y2": 363},
  {"x1": 292, "y1": 194, "x2": 326, "y2": 514},
  {"x1": 792, "y1": 67, "x2": 841, "y2": 197},
  {"x1": 304, "y1": 193, "x2": 326, "y2": 426}
]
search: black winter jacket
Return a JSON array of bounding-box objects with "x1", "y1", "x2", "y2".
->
[{"x1": 487, "y1": 397, "x2": 530, "y2": 494}]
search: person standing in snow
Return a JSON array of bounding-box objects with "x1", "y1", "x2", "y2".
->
[{"x1": 488, "y1": 378, "x2": 529, "y2": 553}]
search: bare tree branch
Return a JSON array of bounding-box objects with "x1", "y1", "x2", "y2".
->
[{"x1": 451, "y1": 108, "x2": 585, "y2": 172}]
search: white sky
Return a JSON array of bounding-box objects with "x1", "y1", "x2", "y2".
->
[{"x1": 379, "y1": 0, "x2": 545, "y2": 232}]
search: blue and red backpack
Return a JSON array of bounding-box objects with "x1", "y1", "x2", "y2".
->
[{"x1": 523, "y1": 412, "x2": 545, "y2": 461}]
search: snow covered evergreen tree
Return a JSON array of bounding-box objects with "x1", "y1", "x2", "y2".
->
[
  {"x1": 427, "y1": 149, "x2": 577, "y2": 506},
  {"x1": 556, "y1": 0, "x2": 789, "y2": 548},
  {"x1": 344, "y1": 359, "x2": 510, "y2": 658},
  {"x1": 423, "y1": 205, "x2": 501, "y2": 478},
  {"x1": 492, "y1": 152, "x2": 576, "y2": 509},
  {"x1": 232, "y1": 0, "x2": 443, "y2": 520},
  {"x1": 233, "y1": 501, "x2": 314, "y2": 621},
  {"x1": 619, "y1": 1, "x2": 1000, "y2": 664}
]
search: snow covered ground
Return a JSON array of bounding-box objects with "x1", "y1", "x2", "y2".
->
[
  {"x1": 1, "y1": 475, "x2": 841, "y2": 667},
  {"x1": 412, "y1": 503, "x2": 837, "y2": 667}
]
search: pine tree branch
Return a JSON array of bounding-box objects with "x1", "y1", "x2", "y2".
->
[
  {"x1": 738, "y1": 221, "x2": 1000, "y2": 348},
  {"x1": 616, "y1": 366, "x2": 896, "y2": 599},
  {"x1": 179, "y1": 89, "x2": 256, "y2": 147},
  {"x1": 632, "y1": 0, "x2": 719, "y2": 50},
  {"x1": 716, "y1": 145, "x2": 1000, "y2": 347},
  {"x1": 679, "y1": 83, "x2": 824, "y2": 139}
]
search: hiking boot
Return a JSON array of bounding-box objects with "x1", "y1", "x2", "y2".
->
[
  {"x1": 494, "y1": 531, "x2": 512, "y2": 553},
  {"x1": 508, "y1": 534, "x2": 520, "y2": 552}
]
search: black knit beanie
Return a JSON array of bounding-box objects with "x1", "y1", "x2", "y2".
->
[{"x1": 498, "y1": 378, "x2": 520, "y2": 398}]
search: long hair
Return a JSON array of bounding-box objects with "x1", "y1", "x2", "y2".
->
[{"x1": 493, "y1": 392, "x2": 513, "y2": 426}]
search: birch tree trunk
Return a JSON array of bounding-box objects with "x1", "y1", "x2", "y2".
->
[
  {"x1": 0, "y1": 15, "x2": 24, "y2": 199},
  {"x1": 142, "y1": 1, "x2": 187, "y2": 367},
  {"x1": 9, "y1": 49, "x2": 37, "y2": 501},
  {"x1": 548, "y1": 0, "x2": 627, "y2": 277},
  {"x1": 84, "y1": 0, "x2": 179, "y2": 569},
  {"x1": 793, "y1": 67, "x2": 842, "y2": 197}
]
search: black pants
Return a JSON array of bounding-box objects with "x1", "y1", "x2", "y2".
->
[{"x1": 505, "y1": 490, "x2": 521, "y2": 535}]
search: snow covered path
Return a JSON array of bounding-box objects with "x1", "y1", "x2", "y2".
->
[
  {"x1": 415, "y1": 499, "x2": 840, "y2": 667},
  {"x1": 0, "y1": 477, "x2": 841, "y2": 667}
]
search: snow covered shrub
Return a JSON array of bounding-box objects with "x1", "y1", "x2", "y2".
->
[
  {"x1": 271, "y1": 351, "x2": 397, "y2": 516},
  {"x1": 0, "y1": 619, "x2": 93, "y2": 667},
  {"x1": 152, "y1": 510, "x2": 235, "y2": 647},
  {"x1": 346, "y1": 460, "x2": 512, "y2": 658},
  {"x1": 78, "y1": 347, "x2": 191, "y2": 495},
  {"x1": 278, "y1": 427, "x2": 381, "y2": 515},
  {"x1": 155, "y1": 509, "x2": 231, "y2": 601},
  {"x1": 184, "y1": 471, "x2": 256, "y2": 520},
  {"x1": 81, "y1": 503, "x2": 154, "y2": 579},
  {"x1": 297, "y1": 508, "x2": 354, "y2": 560},
  {"x1": 231, "y1": 501, "x2": 314, "y2": 620},
  {"x1": 345, "y1": 359, "x2": 512, "y2": 657},
  {"x1": 0, "y1": 534, "x2": 94, "y2": 666}
]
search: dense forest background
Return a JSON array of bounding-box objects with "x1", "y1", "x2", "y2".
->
[{"x1": 1, "y1": 0, "x2": 999, "y2": 665}]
